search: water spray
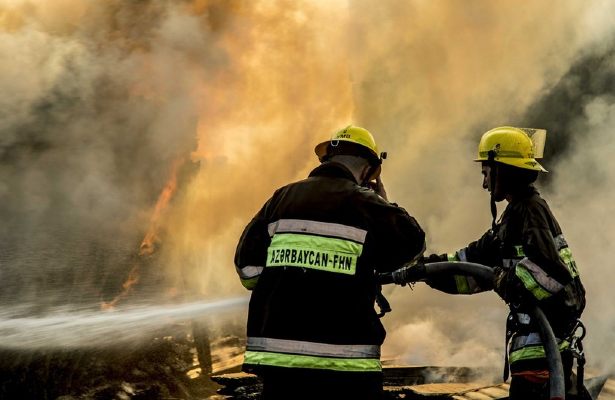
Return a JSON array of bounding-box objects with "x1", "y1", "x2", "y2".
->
[{"x1": 0, "y1": 297, "x2": 249, "y2": 350}]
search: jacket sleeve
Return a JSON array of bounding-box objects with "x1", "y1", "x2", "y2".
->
[
  {"x1": 425, "y1": 230, "x2": 500, "y2": 295},
  {"x1": 502, "y1": 204, "x2": 574, "y2": 304},
  {"x1": 234, "y1": 200, "x2": 272, "y2": 290},
  {"x1": 367, "y1": 197, "x2": 426, "y2": 273}
]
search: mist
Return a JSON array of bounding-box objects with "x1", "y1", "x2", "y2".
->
[{"x1": 1, "y1": 0, "x2": 614, "y2": 374}]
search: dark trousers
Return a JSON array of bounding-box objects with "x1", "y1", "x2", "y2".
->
[{"x1": 261, "y1": 368, "x2": 383, "y2": 400}]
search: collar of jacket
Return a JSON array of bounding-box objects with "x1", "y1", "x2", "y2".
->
[
  {"x1": 508, "y1": 185, "x2": 539, "y2": 204},
  {"x1": 309, "y1": 161, "x2": 358, "y2": 184}
]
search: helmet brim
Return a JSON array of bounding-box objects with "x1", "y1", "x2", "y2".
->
[
  {"x1": 315, "y1": 139, "x2": 380, "y2": 163},
  {"x1": 474, "y1": 157, "x2": 548, "y2": 172},
  {"x1": 314, "y1": 141, "x2": 329, "y2": 160}
]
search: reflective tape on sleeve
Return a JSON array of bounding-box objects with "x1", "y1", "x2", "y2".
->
[
  {"x1": 559, "y1": 247, "x2": 580, "y2": 278},
  {"x1": 553, "y1": 234, "x2": 568, "y2": 251},
  {"x1": 247, "y1": 337, "x2": 380, "y2": 358},
  {"x1": 240, "y1": 276, "x2": 259, "y2": 290},
  {"x1": 236, "y1": 266, "x2": 264, "y2": 290},
  {"x1": 454, "y1": 275, "x2": 471, "y2": 294},
  {"x1": 553, "y1": 234, "x2": 580, "y2": 278},
  {"x1": 454, "y1": 275, "x2": 481, "y2": 294},
  {"x1": 515, "y1": 258, "x2": 564, "y2": 300},
  {"x1": 236, "y1": 265, "x2": 264, "y2": 280},
  {"x1": 267, "y1": 219, "x2": 367, "y2": 243}
]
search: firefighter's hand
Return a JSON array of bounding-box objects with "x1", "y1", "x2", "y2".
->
[
  {"x1": 373, "y1": 177, "x2": 388, "y2": 201},
  {"x1": 418, "y1": 253, "x2": 447, "y2": 264},
  {"x1": 392, "y1": 264, "x2": 427, "y2": 286}
]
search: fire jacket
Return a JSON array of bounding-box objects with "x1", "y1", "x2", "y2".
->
[
  {"x1": 234, "y1": 161, "x2": 425, "y2": 375},
  {"x1": 426, "y1": 186, "x2": 585, "y2": 376}
]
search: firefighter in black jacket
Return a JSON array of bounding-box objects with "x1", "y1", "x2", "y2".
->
[
  {"x1": 234, "y1": 125, "x2": 425, "y2": 399},
  {"x1": 416, "y1": 127, "x2": 586, "y2": 399}
]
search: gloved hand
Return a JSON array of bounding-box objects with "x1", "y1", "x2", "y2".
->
[
  {"x1": 418, "y1": 253, "x2": 447, "y2": 264},
  {"x1": 391, "y1": 263, "x2": 427, "y2": 286}
]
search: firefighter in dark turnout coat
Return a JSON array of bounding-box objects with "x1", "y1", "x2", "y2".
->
[
  {"x1": 234, "y1": 125, "x2": 425, "y2": 399},
  {"x1": 422, "y1": 127, "x2": 586, "y2": 399}
]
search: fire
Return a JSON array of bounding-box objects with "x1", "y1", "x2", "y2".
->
[
  {"x1": 139, "y1": 157, "x2": 184, "y2": 257},
  {"x1": 101, "y1": 157, "x2": 186, "y2": 311}
]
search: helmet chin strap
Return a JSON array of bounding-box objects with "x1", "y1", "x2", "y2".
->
[{"x1": 488, "y1": 150, "x2": 498, "y2": 232}]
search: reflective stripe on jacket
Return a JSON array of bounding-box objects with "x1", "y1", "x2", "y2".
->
[{"x1": 245, "y1": 337, "x2": 381, "y2": 372}]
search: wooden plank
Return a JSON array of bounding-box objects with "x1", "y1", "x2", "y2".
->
[
  {"x1": 407, "y1": 383, "x2": 485, "y2": 395},
  {"x1": 599, "y1": 379, "x2": 615, "y2": 400},
  {"x1": 463, "y1": 392, "x2": 496, "y2": 400},
  {"x1": 212, "y1": 353, "x2": 244, "y2": 374},
  {"x1": 476, "y1": 385, "x2": 509, "y2": 398}
]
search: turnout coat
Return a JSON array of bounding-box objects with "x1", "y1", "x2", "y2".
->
[{"x1": 234, "y1": 161, "x2": 425, "y2": 376}]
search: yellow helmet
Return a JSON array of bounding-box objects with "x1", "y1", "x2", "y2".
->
[
  {"x1": 475, "y1": 126, "x2": 548, "y2": 172},
  {"x1": 315, "y1": 125, "x2": 379, "y2": 162}
]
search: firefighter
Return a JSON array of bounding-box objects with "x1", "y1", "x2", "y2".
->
[
  {"x1": 234, "y1": 125, "x2": 425, "y2": 399},
  {"x1": 414, "y1": 126, "x2": 587, "y2": 399}
]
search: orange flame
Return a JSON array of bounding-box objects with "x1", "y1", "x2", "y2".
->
[
  {"x1": 139, "y1": 157, "x2": 183, "y2": 257},
  {"x1": 101, "y1": 157, "x2": 186, "y2": 311}
]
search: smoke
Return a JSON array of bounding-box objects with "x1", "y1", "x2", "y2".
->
[
  {"x1": 0, "y1": 0, "x2": 209, "y2": 307},
  {"x1": 339, "y1": 0, "x2": 615, "y2": 373},
  {"x1": 544, "y1": 93, "x2": 615, "y2": 373},
  {"x1": 159, "y1": 0, "x2": 355, "y2": 298},
  {"x1": 1, "y1": 0, "x2": 614, "y2": 375}
]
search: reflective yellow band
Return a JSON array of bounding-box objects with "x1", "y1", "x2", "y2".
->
[
  {"x1": 479, "y1": 150, "x2": 525, "y2": 158},
  {"x1": 518, "y1": 258, "x2": 564, "y2": 293},
  {"x1": 266, "y1": 233, "x2": 362, "y2": 275},
  {"x1": 553, "y1": 234, "x2": 580, "y2": 278},
  {"x1": 240, "y1": 276, "x2": 259, "y2": 290},
  {"x1": 515, "y1": 264, "x2": 553, "y2": 300},
  {"x1": 447, "y1": 253, "x2": 459, "y2": 262},
  {"x1": 454, "y1": 275, "x2": 471, "y2": 294},
  {"x1": 244, "y1": 350, "x2": 382, "y2": 372},
  {"x1": 559, "y1": 248, "x2": 579, "y2": 278},
  {"x1": 509, "y1": 341, "x2": 570, "y2": 364}
]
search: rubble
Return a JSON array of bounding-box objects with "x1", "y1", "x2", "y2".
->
[
  {"x1": 211, "y1": 365, "x2": 502, "y2": 400},
  {"x1": 0, "y1": 325, "x2": 244, "y2": 400},
  {"x1": 1, "y1": 329, "x2": 612, "y2": 400},
  {"x1": 211, "y1": 366, "x2": 615, "y2": 399}
]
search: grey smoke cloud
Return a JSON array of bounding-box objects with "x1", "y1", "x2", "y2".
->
[
  {"x1": 547, "y1": 93, "x2": 615, "y2": 373},
  {"x1": 0, "y1": 1, "x2": 214, "y2": 307}
]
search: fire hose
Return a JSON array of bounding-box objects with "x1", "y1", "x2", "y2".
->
[{"x1": 379, "y1": 261, "x2": 566, "y2": 400}]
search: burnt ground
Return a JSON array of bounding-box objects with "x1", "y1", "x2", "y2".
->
[{"x1": 0, "y1": 325, "x2": 244, "y2": 400}]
